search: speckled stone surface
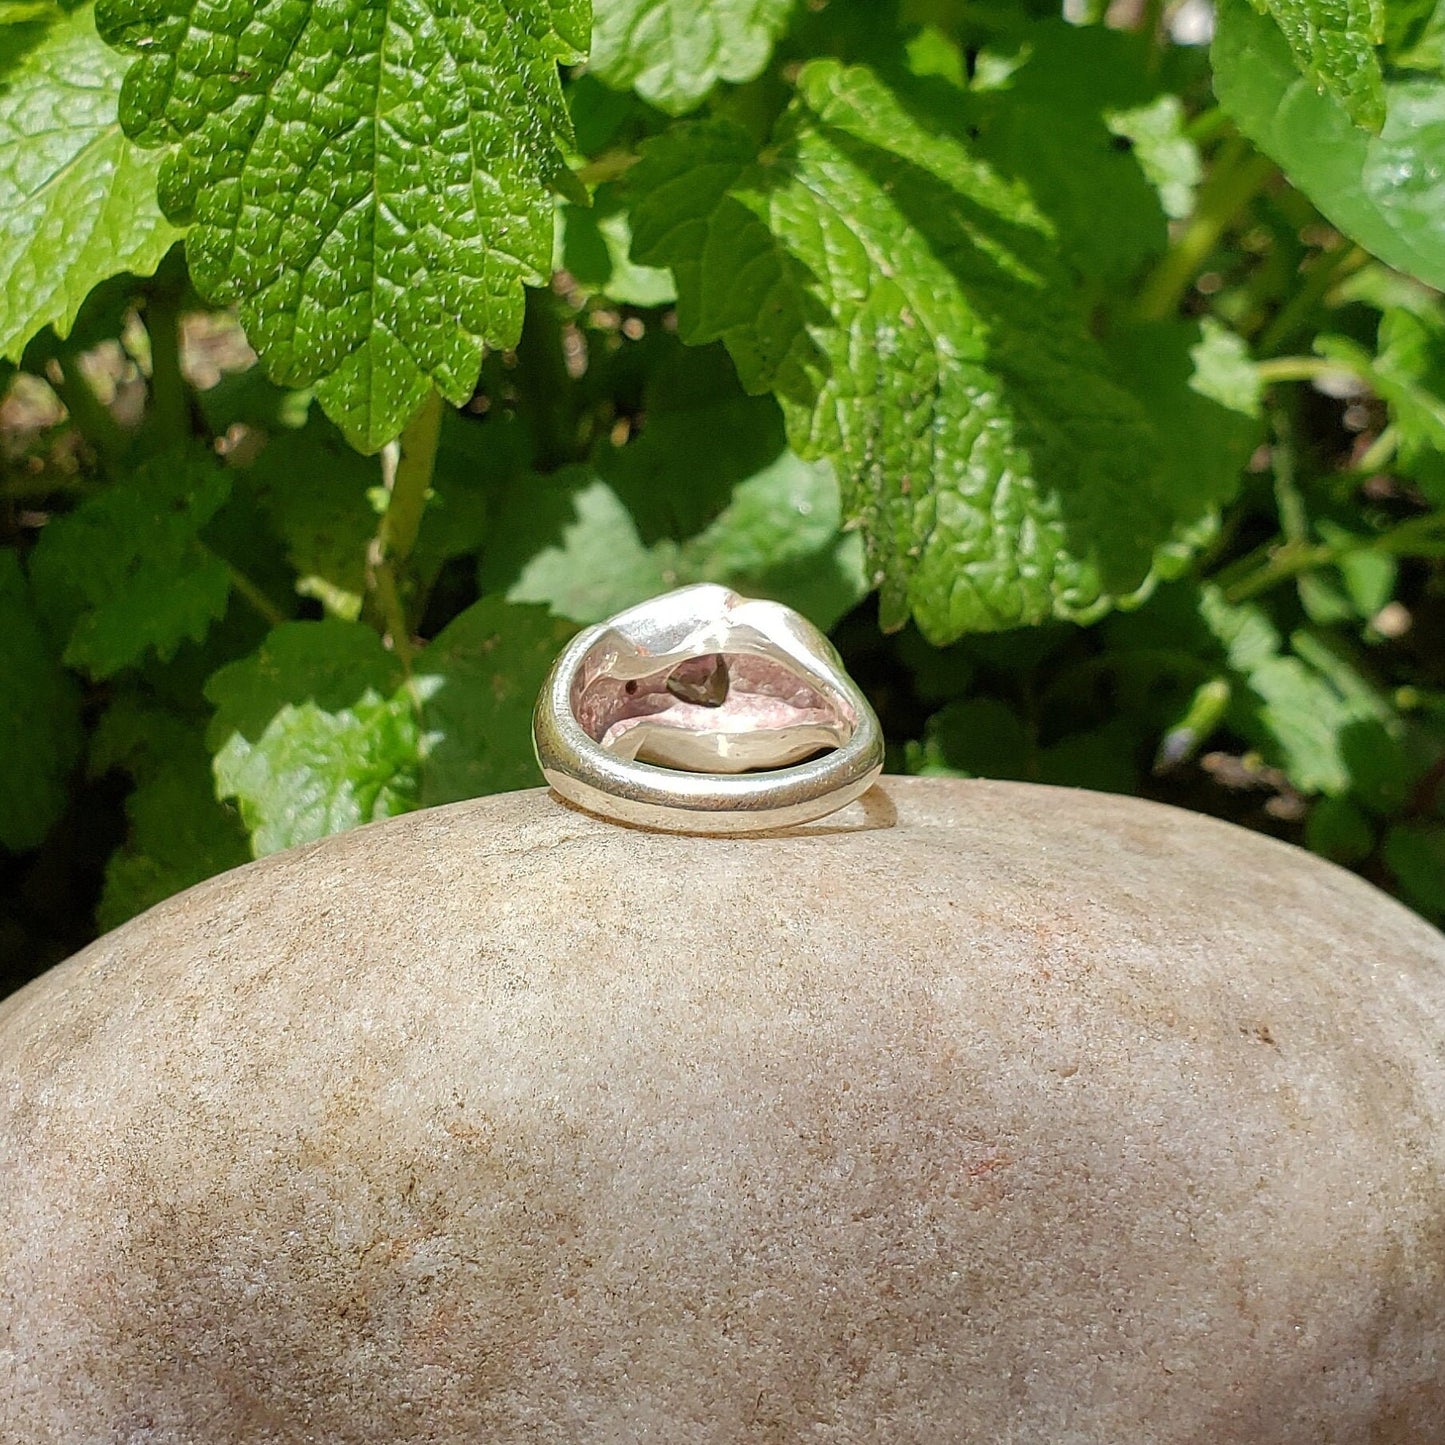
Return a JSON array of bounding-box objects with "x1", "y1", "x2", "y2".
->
[{"x1": 2, "y1": 778, "x2": 1444, "y2": 1443}]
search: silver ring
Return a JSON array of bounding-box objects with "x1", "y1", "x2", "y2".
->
[{"x1": 532, "y1": 584, "x2": 884, "y2": 833}]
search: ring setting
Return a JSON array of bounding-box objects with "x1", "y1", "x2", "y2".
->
[{"x1": 532, "y1": 584, "x2": 884, "y2": 833}]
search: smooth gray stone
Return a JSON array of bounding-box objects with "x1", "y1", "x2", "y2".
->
[{"x1": 2, "y1": 778, "x2": 1443, "y2": 1443}]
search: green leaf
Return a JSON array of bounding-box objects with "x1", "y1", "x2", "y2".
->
[
  {"x1": 904, "y1": 24, "x2": 966, "y2": 87},
  {"x1": 482, "y1": 465, "x2": 667, "y2": 623},
  {"x1": 95, "y1": 0, "x2": 589, "y2": 451},
  {"x1": 1247, "y1": 0, "x2": 1385, "y2": 131},
  {"x1": 1316, "y1": 325, "x2": 1445, "y2": 502},
  {"x1": 1320, "y1": 298, "x2": 1445, "y2": 503},
  {"x1": 629, "y1": 68, "x2": 1243, "y2": 642},
  {"x1": 1298, "y1": 520, "x2": 1399, "y2": 622},
  {"x1": 589, "y1": 0, "x2": 794, "y2": 114},
  {"x1": 242, "y1": 416, "x2": 378, "y2": 620},
  {"x1": 1384, "y1": 822, "x2": 1445, "y2": 918},
  {"x1": 1186, "y1": 318, "x2": 1265, "y2": 419},
  {"x1": 415, "y1": 597, "x2": 576, "y2": 806},
  {"x1": 1290, "y1": 629, "x2": 1410, "y2": 810},
  {"x1": 99, "y1": 756, "x2": 250, "y2": 926},
  {"x1": 482, "y1": 453, "x2": 865, "y2": 630},
  {"x1": 1105, "y1": 93, "x2": 1202, "y2": 222},
  {"x1": 1214, "y1": 0, "x2": 1445, "y2": 290},
  {"x1": 1336, "y1": 543, "x2": 1397, "y2": 616},
  {"x1": 0, "y1": 5, "x2": 181, "y2": 362},
  {"x1": 205, "y1": 605, "x2": 569, "y2": 853},
  {"x1": 0, "y1": 551, "x2": 80, "y2": 851},
  {"x1": 480, "y1": 350, "x2": 867, "y2": 628},
  {"x1": 1104, "y1": 319, "x2": 1262, "y2": 578},
  {"x1": 1305, "y1": 793, "x2": 1375, "y2": 864},
  {"x1": 214, "y1": 691, "x2": 422, "y2": 856},
  {"x1": 0, "y1": 2, "x2": 61, "y2": 23},
  {"x1": 410, "y1": 409, "x2": 516, "y2": 582},
  {"x1": 970, "y1": 24, "x2": 1169, "y2": 287},
  {"x1": 28, "y1": 452, "x2": 232, "y2": 678},
  {"x1": 905, "y1": 697, "x2": 1031, "y2": 780},
  {"x1": 906, "y1": 696, "x2": 1142, "y2": 794},
  {"x1": 566, "y1": 71, "x2": 638, "y2": 156},
  {"x1": 597, "y1": 344, "x2": 785, "y2": 536},
  {"x1": 1385, "y1": 0, "x2": 1445, "y2": 69},
  {"x1": 90, "y1": 698, "x2": 248, "y2": 927},
  {"x1": 239, "y1": 407, "x2": 509, "y2": 618},
  {"x1": 675, "y1": 452, "x2": 866, "y2": 626},
  {"x1": 1106, "y1": 582, "x2": 1409, "y2": 802},
  {"x1": 1033, "y1": 716, "x2": 1143, "y2": 795},
  {"x1": 1199, "y1": 587, "x2": 1406, "y2": 799},
  {"x1": 206, "y1": 619, "x2": 412, "y2": 854},
  {"x1": 204, "y1": 619, "x2": 403, "y2": 750},
  {"x1": 557, "y1": 189, "x2": 677, "y2": 307}
]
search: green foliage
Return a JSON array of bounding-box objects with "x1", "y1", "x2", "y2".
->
[
  {"x1": 415, "y1": 598, "x2": 577, "y2": 805},
  {"x1": 589, "y1": 0, "x2": 794, "y2": 113},
  {"x1": 1319, "y1": 269, "x2": 1445, "y2": 501},
  {"x1": 204, "y1": 605, "x2": 572, "y2": 850},
  {"x1": 2, "y1": 0, "x2": 1445, "y2": 991},
  {"x1": 1214, "y1": 0, "x2": 1445, "y2": 288},
  {"x1": 0, "y1": 552, "x2": 80, "y2": 850},
  {"x1": 1106, "y1": 94, "x2": 1201, "y2": 221},
  {"x1": 1197, "y1": 585, "x2": 1403, "y2": 799},
  {"x1": 479, "y1": 348, "x2": 866, "y2": 626},
  {"x1": 94, "y1": 0, "x2": 589, "y2": 450},
  {"x1": 629, "y1": 61, "x2": 1257, "y2": 642},
  {"x1": 1386, "y1": 822, "x2": 1445, "y2": 916},
  {"x1": 1248, "y1": 0, "x2": 1386, "y2": 130},
  {"x1": 204, "y1": 621, "x2": 404, "y2": 746},
  {"x1": 28, "y1": 451, "x2": 232, "y2": 677},
  {"x1": 557, "y1": 189, "x2": 678, "y2": 307},
  {"x1": 969, "y1": 24, "x2": 1172, "y2": 284},
  {"x1": 214, "y1": 691, "x2": 424, "y2": 856},
  {"x1": 0, "y1": 5, "x2": 179, "y2": 361},
  {"x1": 89, "y1": 696, "x2": 248, "y2": 928}
]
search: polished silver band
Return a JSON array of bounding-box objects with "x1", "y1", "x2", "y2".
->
[{"x1": 533, "y1": 585, "x2": 884, "y2": 833}]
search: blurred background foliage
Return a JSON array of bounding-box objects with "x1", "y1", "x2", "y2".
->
[{"x1": 2, "y1": 0, "x2": 1444, "y2": 1002}]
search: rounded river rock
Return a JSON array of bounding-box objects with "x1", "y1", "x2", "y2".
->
[{"x1": 2, "y1": 778, "x2": 1444, "y2": 1442}]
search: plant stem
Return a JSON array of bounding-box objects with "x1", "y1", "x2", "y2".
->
[
  {"x1": 145, "y1": 288, "x2": 191, "y2": 447},
  {"x1": 51, "y1": 363, "x2": 126, "y2": 471},
  {"x1": 574, "y1": 150, "x2": 639, "y2": 188},
  {"x1": 1270, "y1": 404, "x2": 1307, "y2": 546},
  {"x1": 220, "y1": 556, "x2": 288, "y2": 626},
  {"x1": 1256, "y1": 243, "x2": 1365, "y2": 356},
  {"x1": 371, "y1": 563, "x2": 415, "y2": 670},
  {"x1": 1222, "y1": 541, "x2": 1330, "y2": 602},
  {"x1": 1138, "y1": 0, "x2": 1168, "y2": 65},
  {"x1": 381, "y1": 389, "x2": 444, "y2": 565},
  {"x1": 1255, "y1": 354, "x2": 1366, "y2": 385},
  {"x1": 1353, "y1": 424, "x2": 1399, "y2": 476},
  {"x1": 1134, "y1": 143, "x2": 1276, "y2": 323},
  {"x1": 1185, "y1": 106, "x2": 1230, "y2": 146},
  {"x1": 1235, "y1": 391, "x2": 1322, "y2": 608},
  {"x1": 366, "y1": 390, "x2": 445, "y2": 668},
  {"x1": 1223, "y1": 512, "x2": 1445, "y2": 602},
  {"x1": 1372, "y1": 510, "x2": 1445, "y2": 555}
]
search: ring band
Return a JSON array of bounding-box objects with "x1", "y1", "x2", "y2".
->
[{"x1": 532, "y1": 584, "x2": 884, "y2": 833}]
